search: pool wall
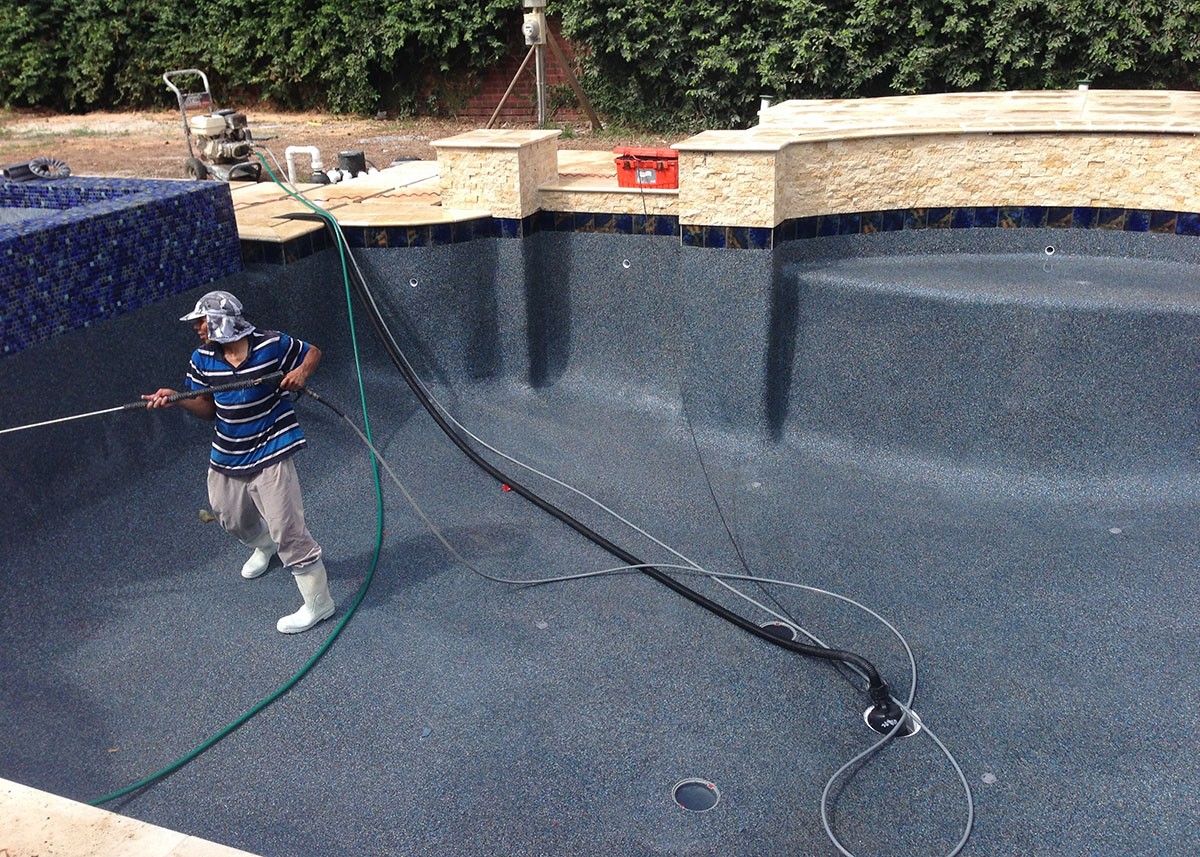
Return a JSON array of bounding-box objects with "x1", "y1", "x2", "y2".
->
[
  {"x1": 9, "y1": 224, "x2": 1200, "y2": 531},
  {"x1": 0, "y1": 177, "x2": 242, "y2": 356},
  {"x1": 350, "y1": 227, "x2": 1200, "y2": 480}
]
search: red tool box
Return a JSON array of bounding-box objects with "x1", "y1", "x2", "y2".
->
[{"x1": 614, "y1": 146, "x2": 679, "y2": 189}]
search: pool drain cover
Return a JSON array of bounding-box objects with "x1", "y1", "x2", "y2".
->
[
  {"x1": 863, "y1": 705, "x2": 922, "y2": 738},
  {"x1": 673, "y1": 778, "x2": 720, "y2": 812},
  {"x1": 760, "y1": 621, "x2": 798, "y2": 642}
]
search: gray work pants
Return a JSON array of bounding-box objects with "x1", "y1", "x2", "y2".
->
[{"x1": 207, "y1": 457, "x2": 322, "y2": 569}]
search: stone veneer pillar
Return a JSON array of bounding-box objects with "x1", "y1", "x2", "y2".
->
[
  {"x1": 432, "y1": 129, "x2": 561, "y2": 219},
  {"x1": 675, "y1": 132, "x2": 785, "y2": 229}
]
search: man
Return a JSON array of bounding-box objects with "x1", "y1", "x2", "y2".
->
[{"x1": 143, "y1": 290, "x2": 334, "y2": 634}]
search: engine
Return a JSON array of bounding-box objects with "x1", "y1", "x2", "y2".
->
[{"x1": 188, "y1": 110, "x2": 254, "y2": 164}]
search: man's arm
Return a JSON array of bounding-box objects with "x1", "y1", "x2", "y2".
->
[
  {"x1": 142, "y1": 388, "x2": 216, "y2": 420},
  {"x1": 280, "y1": 343, "x2": 322, "y2": 392}
]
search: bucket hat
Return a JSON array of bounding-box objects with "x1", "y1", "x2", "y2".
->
[{"x1": 180, "y1": 291, "x2": 255, "y2": 343}]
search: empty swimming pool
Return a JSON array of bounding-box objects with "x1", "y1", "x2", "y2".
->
[{"x1": 2, "y1": 223, "x2": 1198, "y2": 856}]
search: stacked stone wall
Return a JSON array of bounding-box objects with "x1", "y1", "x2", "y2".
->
[
  {"x1": 676, "y1": 132, "x2": 1200, "y2": 228},
  {"x1": 786, "y1": 133, "x2": 1199, "y2": 217},
  {"x1": 435, "y1": 92, "x2": 1200, "y2": 230},
  {"x1": 436, "y1": 131, "x2": 559, "y2": 219}
]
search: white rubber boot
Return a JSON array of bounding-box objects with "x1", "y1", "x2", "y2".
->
[
  {"x1": 240, "y1": 529, "x2": 278, "y2": 579},
  {"x1": 277, "y1": 560, "x2": 335, "y2": 634}
]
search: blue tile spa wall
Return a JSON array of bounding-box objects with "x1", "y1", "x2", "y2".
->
[{"x1": 1, "y1": 178, "x2": 243, "y2": 356}]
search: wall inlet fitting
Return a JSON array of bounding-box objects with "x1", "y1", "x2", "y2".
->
[
  {"x1": 673, "y1": 778, "x2": 720, "y2": 812},
  {"x1": 863, "y1": 705, "x2": 922, "y2": 738}
]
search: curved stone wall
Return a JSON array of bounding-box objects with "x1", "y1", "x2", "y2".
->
[{"x1": 675, "y1": 90, "x2": 1200, "y2": 228}]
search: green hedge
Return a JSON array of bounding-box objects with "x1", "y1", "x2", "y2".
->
[
  {"x1": 0, "y1": 0, "x2": 515, "y2": 114},
  {"x1": 557, "y1": 0, "x2": 1200, "y2": 129},
  {"x1": 2, "y1": 0, "x2": 1197, "y2": 126}
]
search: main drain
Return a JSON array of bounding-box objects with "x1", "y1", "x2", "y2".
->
[
  {"x1": 673, "y1": 778, "x2": 720, "y2": 812},
  {"x1": 758, "y1": 622, "x2": 920, "y2": 737},
  {"x1": 863, "y1": 704, "x2": 922, "y2": 738},
  {"x1": 759, "y1": 621, "x2": 798, "y2": 642}
]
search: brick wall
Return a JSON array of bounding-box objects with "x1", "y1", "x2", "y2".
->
[{"x1": 445, "y1": 17, "x2": 586, "y2": 124}]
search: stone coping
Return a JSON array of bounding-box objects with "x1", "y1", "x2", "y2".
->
[
  {"x1": 233, "y1": 150, "x2": 660, "y2": 242},
  {"x1": 677, "y1": 88, "x2": 1200, "y2": 151},
  {"x1": 233, "y1": 160, "x2": 446, "y2": 240},
  {"x1": 430, "y1": 128, "x2": 562, "y2": 148},
  {"x1": 233, "y1": 89, "x2": 1200, "y2": 247},
  {"x1": 1, "y1": 776, "x2": 259, "y2": 857}
]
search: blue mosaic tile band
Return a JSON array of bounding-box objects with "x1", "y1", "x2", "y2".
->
[
  {"x1": 1, "y1": 177, "x2": 243, "y2": 357},
  {"x1": 243, "y1": 211, "x2": 684, "y2": 263},
  {"x1": 241, "y1": 204, "x2": 1200, "y2": 264},
  {"x1": 766, "y1": 205, "x2": 1196, "y2": 250},
  {"x1": 338, "y1": 218, "x2": 500, "y2": 250},
  {"x1": 682, "y1": 224, "x2": 773, "y2": 249},
  {"x1": 242, "y1": 223, "x2": 333, "y2": 265},
  {"x1": 531, "y1": 210, "x2": 681, "y2": 238}
]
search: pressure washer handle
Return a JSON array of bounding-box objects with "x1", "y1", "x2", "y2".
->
[{"x1": 130, "y1": 371, "x2": 286, "y2": 409}]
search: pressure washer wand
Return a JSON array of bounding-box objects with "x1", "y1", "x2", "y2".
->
[{"x1": 0, "y1": 371, "x2": 285, "y2": 436}]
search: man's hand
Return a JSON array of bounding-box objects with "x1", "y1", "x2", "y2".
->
[
  {"x1": 142, "y1": 388, "x2": 215, "y2": 420},
  {"x1": 142, "y1": 388, "x2": 178, "y2": 409},
  {"x1": 280, "y1": 343, "x2": 322, "y2": 392},
  {"x1": 280, "y1": 367, "x2": 310, "y2": 393}
]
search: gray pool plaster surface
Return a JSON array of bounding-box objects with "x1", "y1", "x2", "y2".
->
[{"x1": 2, "y1": 229, "x2": 1199, "y2": 856}]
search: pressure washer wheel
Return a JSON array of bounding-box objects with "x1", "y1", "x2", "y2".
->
[{"x1": 184, "y1": 157, "x2": 208, "y2": 180}]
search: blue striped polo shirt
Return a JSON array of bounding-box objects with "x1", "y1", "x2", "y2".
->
[{"x1": 185, "y1": 329, "x2": 310, "y2": 476}]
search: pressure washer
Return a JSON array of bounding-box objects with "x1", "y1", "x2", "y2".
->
[
  {"x1": 0, "y1": 372, "x2": 284, "y2": 436},
  {"x1": 162, "y1": 69, "x2": 262, "y2": 182}
]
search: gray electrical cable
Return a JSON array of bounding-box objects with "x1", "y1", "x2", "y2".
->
[{"x1": 314, "y1": 404, "x2": 973, "y2": 857}]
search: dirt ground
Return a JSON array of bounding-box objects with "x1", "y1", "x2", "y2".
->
[{"x1": 0, "y1": 109, "x2": 665, "y2": 180}]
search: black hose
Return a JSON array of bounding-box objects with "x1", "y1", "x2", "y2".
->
[
  {"x1": 28, "y1": 157, "x2": 71, "y2": 179},
  {"x1": 338, "y1": 235, "x2": 894, "y2": 704}
]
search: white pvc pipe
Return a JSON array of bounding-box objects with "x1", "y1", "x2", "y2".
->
[{"x1": 284, "y1": 146, "x2": 323, "y2": 184}]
